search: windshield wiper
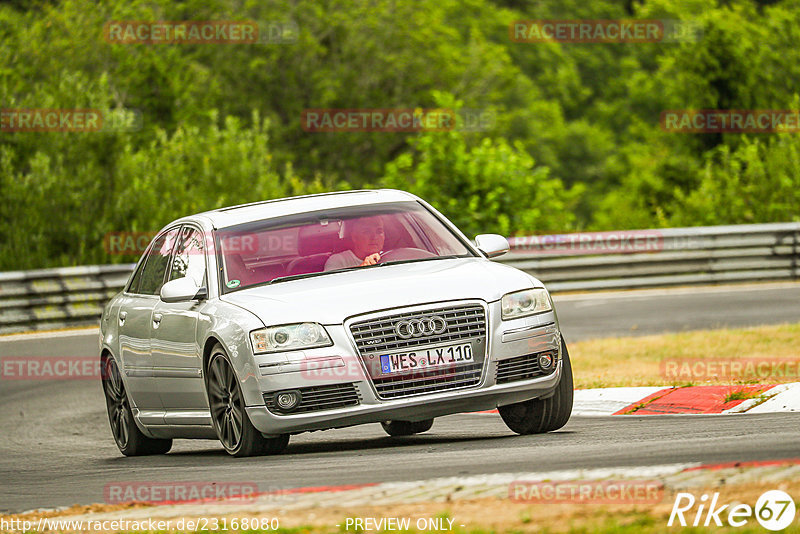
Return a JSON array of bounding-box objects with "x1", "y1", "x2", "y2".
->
[
  {"x1": 262, "y1": 256, "x2": 462, "y2": 285},
  {"x1": 267, "y1": 266, "x2": 365, "y2": 285},
  {"x1": 378, "y1": 255, "x2": 462, "y2": 267}
]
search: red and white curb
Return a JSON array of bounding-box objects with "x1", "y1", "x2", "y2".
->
[
  {"x1": 474, "y1": 383, "x2": 800, "y2": 416},
  {"x1": 19, "y1": 459, "x2": 800, "y2": 523},
  {"x1": 578, "y1": 383, "x2": 800, "y2": 415}
]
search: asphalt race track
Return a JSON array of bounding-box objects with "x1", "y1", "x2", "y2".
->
[
  {"x1": 1, "y1": 283, "x2": 799, "y2": 513},
  {"x1": 554, "y1": 282, "x2": 800, "y2": 341}
]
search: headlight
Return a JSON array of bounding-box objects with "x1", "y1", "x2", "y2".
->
[
  {"x1": 250, "y1": 323, "x2": 332, "y2": 354},
  {"x1": 501, "y1": 288, "x2": 552, "y2": 320}
]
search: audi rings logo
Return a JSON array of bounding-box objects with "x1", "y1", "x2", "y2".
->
[{"x1": 394, "y1": 316, "x2": 448, "y2": 339}]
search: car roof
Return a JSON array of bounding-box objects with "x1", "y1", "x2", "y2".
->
[{"x1": 189, "y1": 189, "x2": 420, "y2": 229}]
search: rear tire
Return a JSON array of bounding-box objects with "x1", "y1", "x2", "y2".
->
[
  {"x1": 381, "y1": 419, "x2": 434, "y2": 436},
  {"x1": 499, "y1": 335, "x2": 573, "y2": 434},
  {"x1": 101, "y1": 356, "x2": 173, "y2": 456},
  {"x1": 206, "y1": 344, "x2": 289, "y2": 457}
]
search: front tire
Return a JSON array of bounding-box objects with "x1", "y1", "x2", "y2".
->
[
  {"x1": 102, "y1": 356, "x2": 172, "y2": 456},
  {"x1": 206, "y1": 345, "x2": 289, "y2": 457},
  {"x1": 381, "y1": 419, "x2": 434, "y2": 436},
  {"x1": 499, "y1": 335, "x2": 573, "y2": 434}
]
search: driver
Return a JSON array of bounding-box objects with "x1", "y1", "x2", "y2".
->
[{"x1": 324, "y1": 216, "x2": 385, "y2": 270}]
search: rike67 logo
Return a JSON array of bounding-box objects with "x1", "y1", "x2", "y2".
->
[{"x1": 669, "y1": 490, "x2": 796, "y2": 530}]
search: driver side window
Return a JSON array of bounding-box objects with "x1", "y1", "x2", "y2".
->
[{"x1": 169, "y1": 227, "x2": 207, "y2": 288}]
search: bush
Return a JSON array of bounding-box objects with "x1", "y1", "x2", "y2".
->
[
  {"x1": 0, "y1": 112, "x2": 325, "y2": 270},
  {"x1": 670, "y1": 136, "x2": 800, "y2": 226},
  {"x1": 380, "y1": 108, "x2": 579, "y2": 238}
]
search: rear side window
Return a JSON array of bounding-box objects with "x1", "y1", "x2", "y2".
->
[
  {"x1": 136, "y1": 228, "x2": 181, "y2": 295},
  {"x1": 127, "y1": 257, "x2": 147, "y2": 294}
]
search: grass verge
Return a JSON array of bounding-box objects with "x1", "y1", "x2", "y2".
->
[{"x1": 569, "y1": 322, "x2": 800, "y2": 389}]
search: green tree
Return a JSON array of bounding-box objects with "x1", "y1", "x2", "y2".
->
[{"x1": 380, "y1": 97, "x2": 579, "y2": 237}]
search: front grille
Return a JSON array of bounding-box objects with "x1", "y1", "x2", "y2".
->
[
  {"x1": 349, "y1": 303, "x2": 487, "y2": 400},
  {"x1": 350, "y1": 303, "x2": 486, "y2": 355},
  {"x1": 496, "y1": 351, "x2": 557, "y2": 384},
  {"x1": 264, "y1": 383, "x2": 360, "y2": 415},
  {"x1": 373, "y1": 362, "x2": 483, "y2": 399}
]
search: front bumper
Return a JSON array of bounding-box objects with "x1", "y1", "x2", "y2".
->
[
  {"x1": 247, "y1": 359, "x2": 562, "y2": 435},
  {"x1": 246, "y1": 299, "x2": 562, "y2": 435}
]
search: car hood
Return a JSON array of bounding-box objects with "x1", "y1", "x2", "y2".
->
[{"x1": 221, "y1": 257, "x2": 540, "y2": 325}]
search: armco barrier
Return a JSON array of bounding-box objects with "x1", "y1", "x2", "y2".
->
[
  {"x1": 0, "y1": 223, "x2": 798, "y2": 334},
  {"x1": 0, "y1": 264, "x2": 135, "y2": 335},
  {"x1": 502, "y1": 223, "x2": 800, "y2": 292}
]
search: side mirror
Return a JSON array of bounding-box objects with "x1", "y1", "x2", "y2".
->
[
  {"x1": 474, "y1": 234, "x2": 510, "y2": 258},
  {"x1": 160, "y1": 277, "x2": 207, "y2": 303}
]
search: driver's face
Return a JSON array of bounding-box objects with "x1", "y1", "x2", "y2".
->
[{"x1": 351, "y1": 217, "x2": 385, "y2": 258}]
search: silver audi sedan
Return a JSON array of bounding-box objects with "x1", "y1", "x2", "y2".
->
[{"x1": 99, "y1": 189, "x2": 573, "y2": 457}]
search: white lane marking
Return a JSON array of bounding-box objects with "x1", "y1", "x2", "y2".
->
[{"x1": 0, "y1": 327, "x2": 99, "y2": 343}]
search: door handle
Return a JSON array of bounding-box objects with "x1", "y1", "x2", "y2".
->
[
  {"x1": 153, "y1": 313, "x2": 163, "y2": 323},
  {"x1": 118, "y1": 311, "x2": 127, "y2": 326}
]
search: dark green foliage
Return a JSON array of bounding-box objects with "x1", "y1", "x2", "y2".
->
[{"x1": 1, "y1": 0, "x2": 798, "y2": 269}]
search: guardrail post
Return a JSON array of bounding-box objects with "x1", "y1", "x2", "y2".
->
[{"x1": 793, "y1": 225, "x2": 799, "y2": 281}]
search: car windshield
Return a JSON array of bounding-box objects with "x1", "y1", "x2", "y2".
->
[{"x1": 216, "y1": 201, "x2": 475, "y2": 292}]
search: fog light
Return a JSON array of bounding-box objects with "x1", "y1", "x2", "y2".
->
[
  {"x1": 274, "y1": 390, "x2": 301, "y2": 411},
  {"x1": 538, "y1": 352, "x2": 554, "y2": 370}
]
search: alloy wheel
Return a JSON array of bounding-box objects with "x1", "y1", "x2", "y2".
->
[
  {"x1": 207, "y1": 354, "x2": 244, "y2": 451},
  {"x1": 103, "y1": 358, "x2": 130, "y2": 449}
]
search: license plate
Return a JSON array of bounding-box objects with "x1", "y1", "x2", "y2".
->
[{"x1": 379, "y1": 343, "x2": 473, "y2": 375}]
